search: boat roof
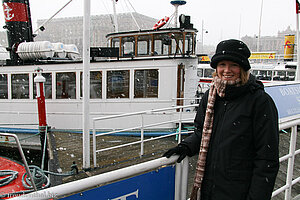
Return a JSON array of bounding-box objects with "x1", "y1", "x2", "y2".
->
[{"x1": 106, "y1": 27, "x2": 198, "y2": 38}]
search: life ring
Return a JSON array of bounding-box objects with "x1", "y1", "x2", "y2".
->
[{"x1": 153, "y1": 16, "x2": 169, "y2": 30}]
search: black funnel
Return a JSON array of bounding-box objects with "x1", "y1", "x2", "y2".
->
[{"x1": 2, "y1": 0, "x2": 34, "y2": 64}]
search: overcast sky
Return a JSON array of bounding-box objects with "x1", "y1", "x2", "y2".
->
[{"x1": 0, "y1": 0, "x2": 296, "y2": 46}]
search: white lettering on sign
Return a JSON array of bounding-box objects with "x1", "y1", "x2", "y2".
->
[
  {"x1": 3, "y1": 3, "x2": 14, "y2": 21},
  {"x1": 279, "y1": 86, "x2": 300, "y2": 96},
  {"x1": 110, "y1": 189, "x2": 139, "y2": 200}
]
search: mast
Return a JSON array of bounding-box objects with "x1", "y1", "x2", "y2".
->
[
  {"x1": 112, "y1": 0, "x2": 118, "y2": 32},
  {"x1": 82, "y1": 0, "x2": 91, "y2": 169},
  {"x1": 296, "y1": 0, "x2": 300, "y2": 81},
  {"x1": 170, "y1": 1, "x2": 186, "y2": 28},
  {"x1": 257, "y1": 0, "x2": 263, "y2": 52}
]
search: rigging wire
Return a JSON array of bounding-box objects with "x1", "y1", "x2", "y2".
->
[
  {"x1": 124, "y1": 0, "x2": 140, "y2": 30},
  {"x1": 101, "y1": 0, "x2": 116, "y2": 29},
  {"x1": 165, "y1": 11, "x2": 176, "y2": 28},
  {"x1": 34, "y1": 0, "x2": 73, "y2": 34}
]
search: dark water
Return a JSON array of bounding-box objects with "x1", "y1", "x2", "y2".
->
[{"x1": 0, "y1": 146, "x2": 41, "y2": 167}]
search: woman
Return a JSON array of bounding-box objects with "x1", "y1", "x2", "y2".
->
[{"x1": 164, "y1": 39, "x2": 279, "y2": 200}]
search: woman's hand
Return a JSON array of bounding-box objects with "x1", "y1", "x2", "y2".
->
[{"x1": 163, "y1": 144, "x2": 190, "y2": 163}]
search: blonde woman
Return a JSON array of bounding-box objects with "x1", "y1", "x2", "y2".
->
[{"x1": 164, "y1": 39, "x2": 279, "y2": 200}]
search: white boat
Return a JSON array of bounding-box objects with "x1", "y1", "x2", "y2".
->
[{"x1": 0, "y1": 0, "x2": 199, "y2": 132}]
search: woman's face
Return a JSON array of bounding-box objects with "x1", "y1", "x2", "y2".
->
[{"x1": 216, "y1": 60, "x2": 241, "y2": 81}]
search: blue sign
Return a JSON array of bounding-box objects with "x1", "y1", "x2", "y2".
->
[
  {"x1": 265, "y1": 83, "x2": 300, "y2": 119},
  {"x1": 61, "y1": 165, "x2": 175, "y2": 200}
]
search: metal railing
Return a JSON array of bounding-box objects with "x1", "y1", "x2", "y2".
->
[
  {"x1": 92, "y1": 104, "x2": 197, "y2": 167},
  {"x1": 7, "y1": 106, "x2": 300, "y2": 199},
  {"x1": 0, "y1": 133, "x2": 37, "y2": 191},
  {"x1": 92, "y1": 104, "x2": 300, "y2": 200},
  {"x1": 272, "y1": 116, "x2": 300, "y2": 199},
  {"x1": 11, "y1": 156, "x2": 189, "y2": 200}
]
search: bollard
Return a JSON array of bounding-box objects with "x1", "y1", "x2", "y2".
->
[{"x1": 34, "y1": 67, "x2": 48, "y2": 170}]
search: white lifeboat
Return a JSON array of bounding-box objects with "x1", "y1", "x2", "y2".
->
[{"x1": 17, "y1": 41, "x2": 54, "y2": 60}]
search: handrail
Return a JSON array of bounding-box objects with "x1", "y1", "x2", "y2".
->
[
  {"x1": 91, "y1": 103, "x2": 300, "y2": 200},
  {"x1": 272, "y1": 119, "x2": 300, "y2": 199},
  {"x1": 0, "y1": 133, "x2": 37, "y2": 191},
  {"x1": 92, "y1": 104, "x2": 198, "y2": 167},
  {"x1": 10, "y1": 156, "x2": 189, "y2": 200}
]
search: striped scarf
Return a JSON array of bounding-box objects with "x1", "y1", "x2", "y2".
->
[{"x1": 190, "y1": 76, "x2": 241, "y2": 200}]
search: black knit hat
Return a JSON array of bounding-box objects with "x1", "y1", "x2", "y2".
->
[{"x1": 210, "y1": 39, "x2": 251, "y2": 71}]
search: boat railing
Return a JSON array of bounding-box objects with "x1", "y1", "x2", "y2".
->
[
  {"x1": 92, "y1": 104, "x2": 198, "y2": 167},
  {"x1": 0, "y1": 133, "x2": 37, "y2": 191},
  {"x1": 172, "y1": 97, "x2": 202, "y2": 108},
  {"x1": 9, "y1": 109, "x2": 300, "y2": 199},
  {"x1": 91, "y1": 104, "x2": 300, "y2": 199},
  {"x1": 10, "y1": 156, "x2": 189, "y2": 200},
  {"x1": 272, "y1": 116, "x2": 300, "y2": 199}
]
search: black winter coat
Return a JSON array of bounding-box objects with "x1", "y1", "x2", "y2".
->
[{"x1": 182, "y1": 75, "x2": 279, "y2": 200}]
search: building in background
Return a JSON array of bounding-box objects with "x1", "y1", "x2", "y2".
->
[
  {"x1": 0, "y1": 14, "x2": 295, "y2": 58},
  {"x1": 0, "y1": 12, "x2": 158, "y2": 54},
  {"x1": 241, "y1": 26, "x2": 296, "y2": 56}
]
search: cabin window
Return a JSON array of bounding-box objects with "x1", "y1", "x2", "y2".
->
[
  {"x1": 185, "y1": 33, "x2": 193, "y2": 55},
  {"x1": 107, "y1": 70, "x2": 129, "y2": 99},
  {"x1": 252, "y1": 70, "x2": 259, "y2": 76},
  {"x1": 0, "y1": 74, "x2": 8, "y2": 99},
  {"x1": 11, "y1": 74, "x2": 29, "y2": 99},
  {"x1": 273, "y1": 71, "x2": 286, "y2": 81},
  {"x1": 134, "y1": 69, "x2": 158, "y2": 98},
  {"x1": 171, "y1": 33, "x2": 184, "y2": 55},
  {"x1": 154, "y1": 34, "x2": 169, "y2": 55},
  {"x1": 121, "y1": 37, "x2": 135, "y2": 57},
  {"x1": 255, "y1": 70, "x2": 272, "y2": 81},
  {"x1": 80, "y1": 71, "x2": 102, "y2": 99},
  {"x1": 204, "y1": 69, "x2": 214, "y2": 78},
  {"x1": 56, "y1": 72, "x2": 76, "y2": 99},
  {"x1": 197, "y1": 68, "x2": 203, "y2": 77},
  {"x1": 137, "y1": 35, "x2": 151, "y2": 56},
  {"x1": 287, "y1": 71, "x2": 295, "y2": 81},
  {"x1": 112, "y1": 37, "x2": 120, "y2": 48},
  {"x1": 33, "y1": 73, "x2": 52, "y2": 99}
]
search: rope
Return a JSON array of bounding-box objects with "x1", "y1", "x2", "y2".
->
[
  {"x1": 0, "y1": 170, "x2": 18, "y2": 187},
  {"x1": 22, "y1": 166, "x2": 50, "y2": 190},
  {"x1": 0, "y1": 164, "x2": 76, "y2": 198}
]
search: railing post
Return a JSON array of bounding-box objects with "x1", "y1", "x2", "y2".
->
[
  {"x1": 181, "y1": 157, "x2": 189, "y2": 200},
  {"x1": 175, "y1": 157, "x2": 189, "y2": 200},
  {"x1": 93, "y1": 120, "x2": 97, "y2": 167},
  {"x1": 174, "y1": 162, "x2": 182, "y2": 200},
  {"x1": 178, "y1": 108, "x2": 183, "y2": 143},
  {"x1": 285, "y1": 125, "x2": 297, "y2": 200},
  {"x1": 140, "y1": 114, "x2": 144, "y2": 157}
]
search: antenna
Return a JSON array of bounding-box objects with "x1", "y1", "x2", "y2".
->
[{"x1": 170, "y1": 1, "x2": 186, "y2": 28}]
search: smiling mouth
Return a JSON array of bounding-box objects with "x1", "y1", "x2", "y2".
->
[{"x1": 223, "y1": 75, "x2": 233, "y2": 79}]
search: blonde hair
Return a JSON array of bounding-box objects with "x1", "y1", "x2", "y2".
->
[{"x1": 212, "y1": 67, "x2": 250, "y2": 85}]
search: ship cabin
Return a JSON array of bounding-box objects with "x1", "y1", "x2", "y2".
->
[
  {"x1": 0, "y1": 22, "x2": 200, "y2": 130},
  {"x1": 90, "y1": 27, "x2": 197, "y2": 60}
]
